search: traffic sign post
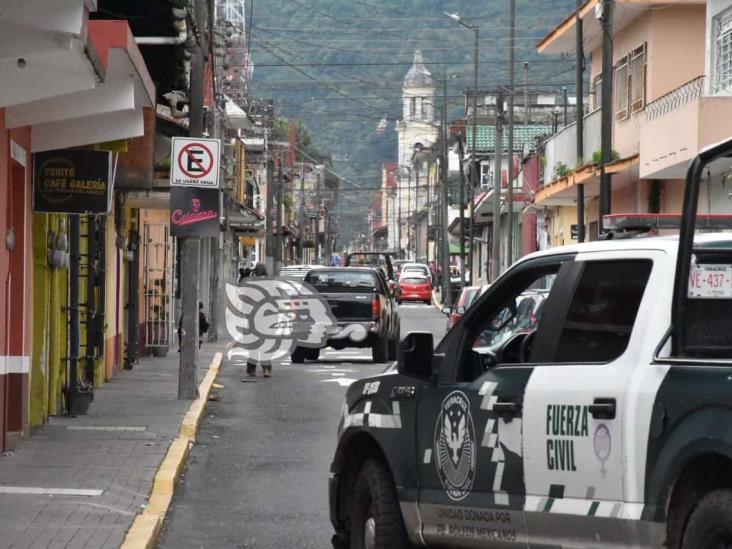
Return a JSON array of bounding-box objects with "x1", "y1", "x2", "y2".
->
[
  {"x1": 171, "y1": 137, "x2": 221, "y2": 189},
  {"x1": 170, "y1": 137, "x2": 221, "y2": 400}
]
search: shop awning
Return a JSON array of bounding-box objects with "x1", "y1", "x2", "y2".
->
[
  {"x1": 5, "y1": 19, "x2": 155, "y2": 152},
  {"x1": 0, "y1": 0, "x2": 102, "y2": 109}
]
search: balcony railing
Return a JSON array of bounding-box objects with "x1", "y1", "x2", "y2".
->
[
  {"x1": 542, "y1": 108, "x2": 602, "y2": 185},
  {"x1": 645, "y1": 75, "x2": 705, "y2": 121}
]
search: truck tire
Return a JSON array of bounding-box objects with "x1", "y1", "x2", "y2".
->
[
  {"x1": 305, "y1": 348, "x2": 320, "y2": 361},
  {"x1": 682, "y1": 489, "x2": 732, "y2": 548},
  {"x1": 387, "y1": 336, "x2": 398, "y2": 361},
  {"x1": 350, "y1": 459, "x2": 410, "y2": 549},
  {"x1": 372, "y1": 337, "x2": 388, "y2": 363},
  {"x1": 291, "y1": 347, "x2": 306, "y2": 364}
]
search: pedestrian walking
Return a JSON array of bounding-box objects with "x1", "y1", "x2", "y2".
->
[{"x1": 244, "y1": 262, "x2": 272, "y2": 379}]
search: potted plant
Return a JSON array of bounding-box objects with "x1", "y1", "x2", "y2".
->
[{"x1": 63, "y1": 378, "x2": 94, "y2": 416}]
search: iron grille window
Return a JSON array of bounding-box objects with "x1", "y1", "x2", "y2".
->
[
  {"x1": 615, "y1": 56, "x2": 629, "y2": 121},
  {"x1": 629, "y1": 43, "x2": 647, "y2": 112},
  {"x1": 593, "y1": 74, "x2": 603, "y2": 111},
  {"x1": 714, "y1": 8, "x2": 732, "y2": 93}
]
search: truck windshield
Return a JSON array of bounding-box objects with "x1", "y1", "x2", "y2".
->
[{"x1": 306, "y1": 271, "x2": 378, "y2": 292}]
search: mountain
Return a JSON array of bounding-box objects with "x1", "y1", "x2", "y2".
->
[{"x1": 248, "y1": 0, "x2": 579, "y2": 245}]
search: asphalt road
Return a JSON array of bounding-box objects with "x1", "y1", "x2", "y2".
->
[{"x1": 157, "y1": 302, "x2": 447, "y2": 549}]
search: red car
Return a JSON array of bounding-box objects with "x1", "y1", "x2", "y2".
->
[
  {"x1": 444, "y1": 285, "x2": 485, "y2": 330},
  {"x1": 396, "y1": 274, "x2": 432, "y2": 304}
]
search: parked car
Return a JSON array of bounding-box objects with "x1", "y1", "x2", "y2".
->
[
  {"x1": 400, "y1": 262, "x2": 432, "y2": 285},
  {"x1": 443, "y1": 284, "x2": 484, "y2": 330},
  {"x1": 396, "y1": 273, "x2": 432, "y2": 305},
  {"x1": 293, "y1": 267, "x2": 400, "y2": 363}
]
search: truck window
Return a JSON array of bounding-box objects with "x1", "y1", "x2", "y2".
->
[
  {"x1": 553, "y1": 260, "x2": 652, "y2": 363},
  {"x1": 305, "y1": 271, "x2": 378, "y2": 292}
]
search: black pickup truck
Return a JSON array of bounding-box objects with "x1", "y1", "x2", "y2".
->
[{"x1": 291, "y1": 267, "x2": 400, "y2": 363}]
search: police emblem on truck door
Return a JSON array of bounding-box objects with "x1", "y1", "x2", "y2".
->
[{"x1": 434, "y1": 391, "x2": 476, "y2": 501}]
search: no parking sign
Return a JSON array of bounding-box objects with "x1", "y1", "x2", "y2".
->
[{"x1": 170, "y1": 137, "x2": 221, "y2": 188}]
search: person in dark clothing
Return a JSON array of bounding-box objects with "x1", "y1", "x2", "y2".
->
[
  {"x1": 245, "y1": 262, "x2": 272, "y2": 378},
  {"x1": 177, "y1": 302, "x2": 210, "y2": 352},
  {"x1": 198, "y1": 301, "x2": 209, "y2": 349},
  {"x1": 238, "y1": 267, "x2": 251, "y2": 282}
]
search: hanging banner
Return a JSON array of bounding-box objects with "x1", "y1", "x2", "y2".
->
[
  {"x1": 32, "y1": 150, "x2": 113, "y2": 214},
  {"x1": 170, "y1": 187, "x2": 220, "y2": 237}
]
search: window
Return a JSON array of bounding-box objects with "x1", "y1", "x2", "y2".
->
[
  {"x1": 714, "y1": 8, "x2": 732, "y2": 92},
  {"x1": 420, "y1": 97, "x2": 428, "y2": 119},
  {"x1": 593, "y1": 74, "x2": 603, "y2": 111},
  {"x1": 553, "y1": 260, "x2": 651, "y2": 362},
  {"x1": 615, "y1": 56, "x2": 629, "y2": 121},
  {"x1": 410, "y1": 97, "x2": 417, "y2": 117},
  {"x1": 629, "y1": 44, "x2": 646, "y2": 112}
]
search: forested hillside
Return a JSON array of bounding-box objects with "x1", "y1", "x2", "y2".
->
[{"x1": 248, "y1": 0, "x2": 578, "y2": 244}]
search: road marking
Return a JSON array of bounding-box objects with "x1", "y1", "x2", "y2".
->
[
  {"x1": 67, "y1": 426, "x2": 147, "y2": 432},
  {"x1": 321, "y1": 378, "x2": 356, "y2": 387},
  {"x1": 0, "y1": 486, "x2": 103, "y2": 497},
  {"x1": 306, "y1": 368, "x2": 356, "y2": 374}
]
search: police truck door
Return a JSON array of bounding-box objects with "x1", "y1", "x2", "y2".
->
[{"x1": 521, "y1": 251, "x2": 660, "y2": 546}]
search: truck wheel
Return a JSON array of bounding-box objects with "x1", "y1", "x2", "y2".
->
[
  {"x1": 350, "y1": 459, "x2": 410, "y2": 549},
  {"x1": 291, "y1": 347, "x2": 306, "y2": 364},
  {"x1": 305, "y1": 348, "x2": 320, "y2": 361},
  {"x1": 682, "y1": 489, "x2": 732, "y2": 548},
  {"x1": 372, "y1": 337, "x2": 388, "y2": 363},
  {"x1": 387, "y1": 337, "x2": 398, "y2": 361}
]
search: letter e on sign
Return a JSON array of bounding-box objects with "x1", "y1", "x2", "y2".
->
[{"x1": 170, "y1": 137, "x2": 221, "y2": 189}]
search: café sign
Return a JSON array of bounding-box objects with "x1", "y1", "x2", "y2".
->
[{"x1": 33, "y1": 150, "x2": 113, "y2": 214}]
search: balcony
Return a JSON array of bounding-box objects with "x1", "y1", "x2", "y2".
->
[
  {"x1": 543, "y1": 108, "x2": 602, "y2": 185},
  {"x1": 640, "y1": 75, "x2": 732, "y2": 179}
]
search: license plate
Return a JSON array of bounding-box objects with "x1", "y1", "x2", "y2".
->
[{"x1": 688, "y1": 264, "x2": 732, "y2": 298}]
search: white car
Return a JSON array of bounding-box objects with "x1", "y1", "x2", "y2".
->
[{"x1": 400, "y1": 262, "x2": 432, "y2": 284}]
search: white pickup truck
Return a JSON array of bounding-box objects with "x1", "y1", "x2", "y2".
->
[{"x1": 328, "y1": 141, "x2": 732, "y2": 548}]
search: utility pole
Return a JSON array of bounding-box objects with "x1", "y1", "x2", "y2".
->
[
  {"x1": 179, "y1": 0, "x2": 207, "y2": 399},
  {"x1": 506, "y1": 0, "x2": 516, "y2": 268},
  {"x1": 599, "y1": 0, "x2": 614, "y2": 234},
  {"x1": 524, "y1": 62, "x2": 530, "y2": 123},
  {"x1": 563, "y1": 87, "x2": 569, "y2": 126},
  {"x1": 274, "y1": 147, "x2": 284, "y2": 274},
  {"x1": 316, "y1": 171, "x2": 322, "y2": 263},
  {"x1": 576, "y1": 0, "x2": 586, "y2": 242},
  {"x1": 468, "y1": 25, "x2": 479, "y2": 285},
  {"x1": 264, "y1": 101, "x2": 275, "y2": 273},
  {"x1": 457, "y1": 136, "x2": 466, "y2": 288},
  {"x1": 491, "y1": 91, "x2": 504, "y2": 282},
  {"x1": 298, "y1": 164, "x2": 305, "y2": 263},
  {"x1": 441, "y1": 76, "x2": 452, "y2": 307}
]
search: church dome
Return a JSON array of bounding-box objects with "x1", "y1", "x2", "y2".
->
[{"x1": 404, "y1": 50, "x2": 433, "y2": 88}]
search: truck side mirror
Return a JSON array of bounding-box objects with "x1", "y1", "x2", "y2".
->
[{"x1": 398, "y1": 332, "x2": 434, "y2": 380}]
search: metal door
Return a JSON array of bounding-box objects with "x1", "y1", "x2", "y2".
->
[{"x1": 142, "y1": 224, "x2": 175, "y2": 353}]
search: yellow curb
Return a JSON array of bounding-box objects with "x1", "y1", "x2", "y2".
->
[{"x1": 121, "y1": 351, "x2": 224, "y2": 549}]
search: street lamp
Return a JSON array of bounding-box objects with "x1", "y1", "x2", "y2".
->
[{"x1": 445, "y1": 11, "x2": 478, "y2": 286}]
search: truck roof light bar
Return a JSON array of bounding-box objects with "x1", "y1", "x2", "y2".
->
[{"x1": 604, "y1": 213, "x2": 732, "y2": 231}]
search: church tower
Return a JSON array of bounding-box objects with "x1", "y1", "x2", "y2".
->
[
  {"x1": 396, "y1": 50, "x2": 438, "y2": 167},
  {"x1": 393, "y1": 50, "x2": 438, "y2": 257}
]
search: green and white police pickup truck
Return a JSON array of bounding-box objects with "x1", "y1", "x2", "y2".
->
[{"x1": 328, "y1": 141, "x2": 732, "y2": 548}]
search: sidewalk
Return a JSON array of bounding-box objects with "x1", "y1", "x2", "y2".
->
[{"x1": 0, "y1": 341, "x2": 228, "y2": 549}]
